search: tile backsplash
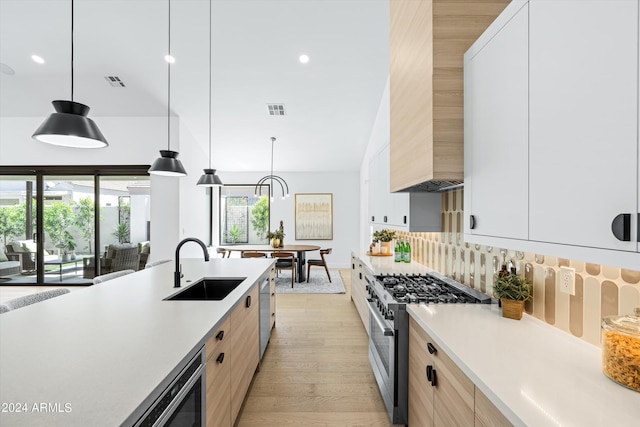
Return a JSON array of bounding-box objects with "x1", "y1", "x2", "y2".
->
[{"x1": 394, "y1": 189, "x2": 640, "y2": 347}]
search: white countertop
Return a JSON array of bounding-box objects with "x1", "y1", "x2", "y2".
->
[
  {"x1": 0, "y1": 258, "x2": 274, "y2": 427},
  {"x1": 352, "y1": 249, "x2": 433, "y2": 275},
  {"x1": 407, "y1": 304, "x2": 640, "y2": 427}
]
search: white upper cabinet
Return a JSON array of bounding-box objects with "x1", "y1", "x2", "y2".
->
[
  {"x1": 529, "y1": 0, "x2": 638, "y2": 252},
  {"x1": 464, "y1": 2, "x2": 529, "y2": 240}
]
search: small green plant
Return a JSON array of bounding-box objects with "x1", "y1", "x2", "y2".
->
[
  {"x1": 373, "y1": 229, "x2": 396, "y2": 243},
  {"x1": 56, "y1": 231, "x2": 76, "y2": 254},
  {"x1": 493, "y1": 273, "x2": 532, "y2": 301},
  {"x1": 112, "y1": 222, "x2": 130, "y2": 244},
  {"x1": 226, "y1": 225, "x2": 241, "y2": 244},
  {"x1": 266, "y1": 229, "x2": 285, "y2": 241}
]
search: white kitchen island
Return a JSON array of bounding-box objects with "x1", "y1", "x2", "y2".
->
[{"x1": 0, "y1": 258, "x2": 274, "y2": 427}]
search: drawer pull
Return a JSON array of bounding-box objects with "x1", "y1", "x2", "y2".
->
[
  {"x1": 431, "y1": 369, "x2": 437, "y2": 387},
  {"x1": 216, "y1": 330, "x2": 224, "y2": 341},
  {"x1": 427, "y1": 342, "x2": 437, "y2": 355},
  {"x1": 246, "y1": 295, "x2": 252, "y2": 308},
  {"x1": 216, "y1": 352, "x2": 225, "y2": 364},
  {"x1": 426, "y1": 364, "x2": 433, "y2": 382}
]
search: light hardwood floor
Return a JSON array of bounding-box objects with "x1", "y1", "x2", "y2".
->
[{"x1": 237, "y1": 269, "x2": 394, "y2": 427}]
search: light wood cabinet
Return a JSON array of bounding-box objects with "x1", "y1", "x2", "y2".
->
[
  {"x1": 206, "y1": 317, "x2": 231, "y2": 427},
  {"x1": 350, "y1": 254, "x2": 370, "y2": 335},
  {"x1": 389, "y1": 0, "x2": 510, "y2": 192},
  {"x1": 475, "y1": 387, "x2": 513, "y2": 427},
  {"x1": 229, "y1": 284, "x2": 260, "y2": 422},
  {"x1": 408, "y1": 317, "x2": 474, "y2": 427},
  {"x1": 269, "y1": 266, "x2": 276, "y2": 330}
]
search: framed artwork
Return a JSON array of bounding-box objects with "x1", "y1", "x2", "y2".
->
[{"x1": 294, "y1": 193, "x2": 333, "y2": 240}]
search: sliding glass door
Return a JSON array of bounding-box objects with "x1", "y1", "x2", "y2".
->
[{"x1": 0, "y1": 167, "x2": 150, "y2": 285}]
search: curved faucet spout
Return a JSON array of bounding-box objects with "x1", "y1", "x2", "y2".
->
[{"x1": 175, "y1": 237, "x2": 210, "y2": 288}]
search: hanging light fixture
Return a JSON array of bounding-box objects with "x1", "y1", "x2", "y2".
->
[
  {"x1": 197, "y1": 0, "x2": 222, "y2": 187},
  {"x1": 254, "y1": 137, "x2": 290, "y2": 201},
  {"x1": 32, "y1": 0, "x2": 108, "y2": 148},
  {"x1": 149, "y1": 0, "x2": 187, "y2": 177}
]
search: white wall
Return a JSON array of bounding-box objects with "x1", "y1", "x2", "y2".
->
[
  {"x1": 217, "y1": 171, "x2": 359, "y2": 269},
  {"x1": 360, "y1": 76, "x2": 390, "y2": 250}
]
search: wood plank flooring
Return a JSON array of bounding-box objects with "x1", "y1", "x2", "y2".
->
[{"x1": 237, "y1": 269, "x2": 394, "y2": 427}]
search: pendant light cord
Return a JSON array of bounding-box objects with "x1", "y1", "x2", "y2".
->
[
  {"x1": 270, "y1": 137, "x2": 275, "y2": 199},
  {"x1": 208, "y1": 0, "x2": 212, "y2": 169},
  {"x1": 71, "y1": 0, "x2": 74, "y2": 102},
  {"x1": 167, "y1": 0, "x2": 171, "y2": 151}
]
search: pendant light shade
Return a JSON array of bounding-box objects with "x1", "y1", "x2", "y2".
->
[
  {"x1": 197, "y1": 0, "x2": 223, "y2": 187},
  {"x1": 32, "y1": 1, "x2": 107, "y2": 148},
  {"x1": 254, "y1": 137, "x2": 290, "y2": 201},
  {"x1": 149, "y1": 0, "x2": 187, "y2": 177},
  {"x1": 149, "y1": 150, "x2": 187, "y2": 176},
  {"x1": 33, "y1": 101, "x2": 108, "y2": 148},
  {"x1": 197, "y1": 169, "x2": 223, "y2": 186}
]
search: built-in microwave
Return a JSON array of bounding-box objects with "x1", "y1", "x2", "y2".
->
[{"x1": 134, "y1": 349, "x2": 205, "y2": 427}]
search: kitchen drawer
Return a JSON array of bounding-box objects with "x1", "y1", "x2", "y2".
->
[
  {"x1": 206, "y1": 317, "x2": 230, "y2": 363},
  {"x1": 206, "y1": 338, "x2": 231, "y2": 427}
]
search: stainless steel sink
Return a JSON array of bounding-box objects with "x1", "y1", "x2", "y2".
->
[{"x1": 165, "y1": 277, "x2": 246, "y2": 301}]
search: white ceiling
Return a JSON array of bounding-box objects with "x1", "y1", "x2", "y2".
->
[{"x1": 0, "y1": 0, "x2": 390, "y2": 172}]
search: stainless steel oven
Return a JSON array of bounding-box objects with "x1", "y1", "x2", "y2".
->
[{"x1": 135, "y1": 349, "x2": 205, "y2": 427}]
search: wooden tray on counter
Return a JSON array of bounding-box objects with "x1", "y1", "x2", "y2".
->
[{"x1": 366, "y1": 252, "x2": 393, "y2": 257}]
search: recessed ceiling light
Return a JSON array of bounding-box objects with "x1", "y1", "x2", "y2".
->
[
  {"x1": 164, "y1": 55, "x2": 176, "y2": 64},
  {"x1": 299, "y1": 54, "x2": 309, "y2": 64},
  {"x1": 31, "y1": 55, "x2": 45, "y2": 64}
]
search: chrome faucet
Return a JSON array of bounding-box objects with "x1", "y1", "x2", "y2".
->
[{"x1": 175, "y1": 237, "x2": 210, "y2": 287}]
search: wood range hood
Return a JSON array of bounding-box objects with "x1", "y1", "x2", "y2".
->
[{"x1": 389, "y1": 0, "x2": 510, "y2": 193}]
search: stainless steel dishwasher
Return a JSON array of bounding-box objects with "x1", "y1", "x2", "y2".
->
[{"x1": 259, "y1": 273, "x2": 271, "y2": 359}]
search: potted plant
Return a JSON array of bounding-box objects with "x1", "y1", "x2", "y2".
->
[
  {"x1": 266, "y1": 229, "x2": 285, "y2": 248},
  {"x1": 493, "y1": 272, "x2": 532, "y2": 320},
  {"x1": 226, "y1": 225, "x2": 241, "y2": 244},
  {"x1": 57, "y1": 231, "x2": 77, "y2": 261},
  {"x1": 372, "y1": 229, "x2": 396, "y2": 254}
]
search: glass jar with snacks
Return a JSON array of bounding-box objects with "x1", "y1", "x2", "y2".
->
[{"x1": 602, "y1": 307, "x2": 640, "y2": 392}]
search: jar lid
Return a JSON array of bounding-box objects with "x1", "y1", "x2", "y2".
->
[{"x1": 602, "y1": 307, "x2": 640, "y2": 336}]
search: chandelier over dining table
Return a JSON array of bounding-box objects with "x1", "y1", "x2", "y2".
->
[{"x1": 254, "y1": 136, "x2": 290, "y2": 201}]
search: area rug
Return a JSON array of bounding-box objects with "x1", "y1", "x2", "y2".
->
[{"x1": 275, "y1": 269, "x2": 346, "y2": 294}]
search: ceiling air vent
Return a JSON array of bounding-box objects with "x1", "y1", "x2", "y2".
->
[
  {"x1": 104, "y1": 76, "x2": 125, "y2": 87},
  {"x1": 267, "y1": 104, "x2": 286, "y2": 116}
]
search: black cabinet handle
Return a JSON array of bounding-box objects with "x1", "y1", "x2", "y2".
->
[
  {"x1": 216, "y1": 330, "x2": 224, "y2": 341},
  {"x1": 404, "y1": 215, "x2": 407, "y2": 224},
  {"x1": 611, "y1": 213, "x2": 631, "y2": 241},
  {"x1": 216, "y1": 352, "x2": 225, "y2": 364},
  {"x1": 427, "y1": 342, "x2": 437, "y2": 355},
  {"x1": 384, "y1": 215, "x2": 387, "y2": 223},
  {"x1": 271, "y1": 292, "x2": 275, "y2": 296},
  {"x1": 371, "y1": 216, "x2": 375, "y2": 222},
  {"x1": 352, "y1": 263, "x2": 355, "y2": 270},
  {"x1": 272, "y1": 313, "x2": 275, "y2": 317},
  {"x1": 359, "y1": 272, "x2": 362, "y2": 280},
  {"x1": 246, "y1": 295, "x2": 252, "y2": 308},
  {"x1": 470, "y1": 215, "x2": 476, "y2": 230},
  {"x1": 431, "y1": 369, "x2": 437, "y2": 387},
  {"x1": 426, "y1": 365, "x2": 433, "y2": 382}
]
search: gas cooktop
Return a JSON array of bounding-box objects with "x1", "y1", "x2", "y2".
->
[{"x1": 373, "y1": 273, "x2": 491, "y2": 305}]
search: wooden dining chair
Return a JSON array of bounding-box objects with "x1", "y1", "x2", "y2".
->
[
  {"x1": 271, "y1": 251, "x2": 296, "y2": 287},
  {"x1": 241, "y1": 251, "x2": 267, "y2": 258},
  {"x1": 216, "y1": 248, "x2": 231, "y2": 258},
  {"x1": 307, "y1": 248, "x2": 332, "y2": 283}
]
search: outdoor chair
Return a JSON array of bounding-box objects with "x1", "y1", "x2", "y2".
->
[
  {"x1": 307, "y1": 248, "x2": 332, "y2": 283},
  {"x1": 0, "y1": 288, "x2": 70, "y2": 314},
  {"x1": 108, "y1": 247, "x2": 140, "y2": 273}
]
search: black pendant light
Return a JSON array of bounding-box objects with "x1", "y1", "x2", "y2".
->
[
  {"x1": 254, "y1": 137, "x2": 290, "y2": 201},
  {"x1": 149, "y1": 0, "x2": 187, "y2": 177},
  {"x1": 32, "y1": 0, "x2": 108, "y2": 148},
  {"x1": 197, "y1": 0, "x2": 222, "y2": 187}
]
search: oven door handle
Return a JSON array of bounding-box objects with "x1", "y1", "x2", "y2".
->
[
  {"x1": 152, "y1": 363, "x2": 204, "y2": 427},
  {"x1": 367, "y1": 300, "x2": 394, "y2": 337}
]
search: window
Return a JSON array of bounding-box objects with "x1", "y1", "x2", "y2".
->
[{"x1": 220, "y1": 185, "x2": 270, "y2": 245}]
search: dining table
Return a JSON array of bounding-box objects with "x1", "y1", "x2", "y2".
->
[{"x1": 218, "y1": 244, "x2": 321, "y2": 282}]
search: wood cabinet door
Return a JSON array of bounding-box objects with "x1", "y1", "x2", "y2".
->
[
  {"x1": 408, "y1": 318, "x2": 435, "y2": 426},
  {"x1": 206, "y1": 317, "x2": 231, "y2": 427},
  {"x1": 475, "y1": 386, "x2": 513, "y2": 427},
  {"x1": 529, "y1": 0, "x2": 638, "y2": 251},
  {"x1": 229, "y1": 284, "x2": 260, "y2": 423},
  {"x1": 463, "y1": 3, "x2": 529, "y2": 240},
  {"x1": 432, "y1": 343, "x2": 474, "y2": 427}
]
